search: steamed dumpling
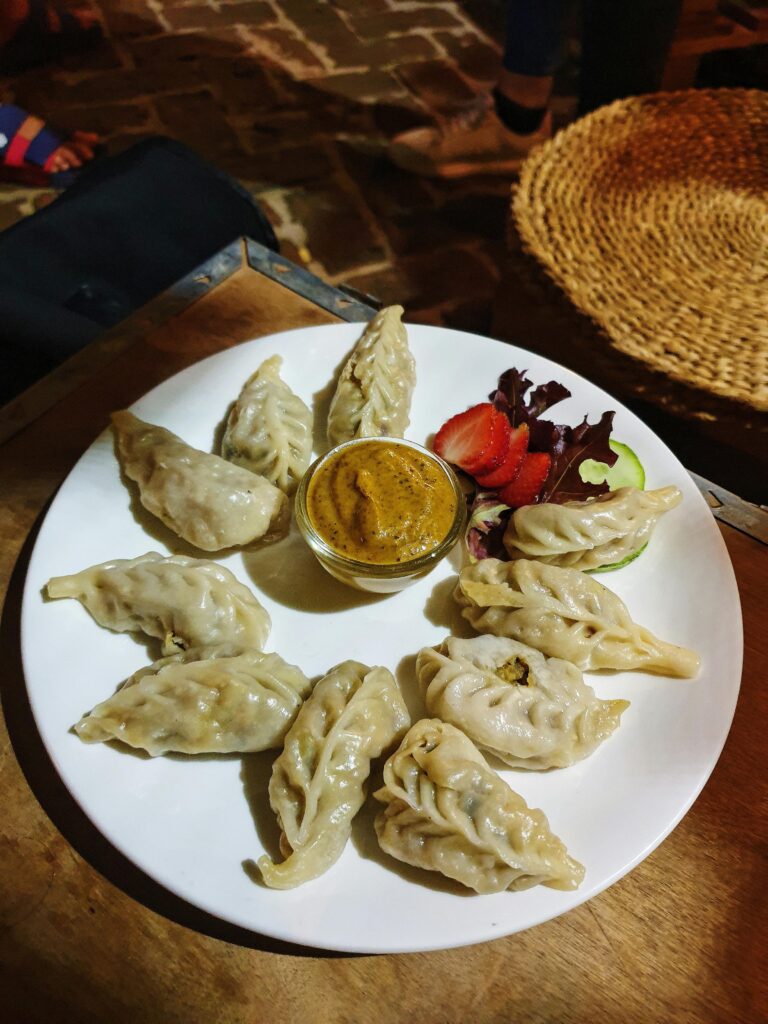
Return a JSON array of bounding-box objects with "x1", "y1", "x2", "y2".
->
[
  {"x1": 503, "y1": 486, "x2": 682, "y2": 570},
  {"x1": 221, "y1": 354, "x2": 313, "y2": 495},
  {"x1": 258, "y1": 661, "x2": 410, "y2": 889},
  {"x1": 374, "y1": 719, "x2": 584, "y2": 894},
  {"x1": 417, "y1": 635, "x2": 629, "y2": 769},
  {"x1": 74, "y1": 645, "x2": 312, "y2": 756},
  {"x1": 47, "y1": 552, "x2": 270, "y2": 655},
  {"x1": 455, "y1": 558, "x2": 700, "y2": 678},
  {"x1": 326, "y1": 305, "x2": 416, "y2": 447},
  {"x1": 112, "y1": 410, "x2": 288, "y2": 551}
]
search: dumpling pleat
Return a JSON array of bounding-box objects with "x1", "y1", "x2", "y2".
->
[
  {"x1": 374, "y1": 720, "x2": 584, "y2": 894},
  {"x1": 455, "y1": 558, "x2": 700, "y2": 677},
  {"x1": 258, "y1": 661, "x2": 410, "y2": 889}
]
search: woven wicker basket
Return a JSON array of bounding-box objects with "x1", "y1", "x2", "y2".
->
[{"x1": 513, "y1": 89, "x2": 768, "y2": 418}]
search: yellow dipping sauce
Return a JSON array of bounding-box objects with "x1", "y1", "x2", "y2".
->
[{"x1": 306, "y1": 440, "x2": 458, "y2": 565}]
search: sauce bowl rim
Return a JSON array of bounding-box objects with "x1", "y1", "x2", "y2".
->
[{"x1": 294, "y1": 436, "x2": 466, "y2": 580}]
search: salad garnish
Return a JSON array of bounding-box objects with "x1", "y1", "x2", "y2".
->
[{"x1": 433, "y1": 367, "x2": 621, "y2": 561}]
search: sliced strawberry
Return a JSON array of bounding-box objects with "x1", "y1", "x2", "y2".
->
[
  {"x1": 474, "y1": 423, "x2": 529, "y2": 488},
  {"x1": 433, "y1": 403, "x2": 511, "y2": 476},
  {"x1": 498, "y1": 451, "x2": 551, "y2": 508}
]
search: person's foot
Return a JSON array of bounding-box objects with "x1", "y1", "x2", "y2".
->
[
  {"x1": 0, "y1": 105, "x2": 100, "y2": 187},
  {"x1": 389, "y1": 93, "x2": 551, "y2": 179}
]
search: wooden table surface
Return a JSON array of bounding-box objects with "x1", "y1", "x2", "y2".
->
[{"x1": 1, "y1": 259, "x2": 766, "y2": 1024}]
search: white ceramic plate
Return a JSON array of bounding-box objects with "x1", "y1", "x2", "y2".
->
[{"x1": 21, "y1": 324, "x2": 742, "y2": 954}]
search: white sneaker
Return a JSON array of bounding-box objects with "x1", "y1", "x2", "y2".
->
[{"x1": 388, "y1": 93, "x2": 551, "y2": 178}]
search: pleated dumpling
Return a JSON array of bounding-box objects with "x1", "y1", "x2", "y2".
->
[
  {"x1": 503, "y1": 486, "x2": 682, "y2": 570},
  {"x1": 221, "y1": 354, "x2": 313, "y2": 495},
  {"x1": 74, "y1": 645, "x2": 312, "y2": 756},
  {"x1": 258, "y1": 661, "x2": 410, "y2": 889},
  {"x1": 112, "y1": 410, "x2": 288, "y2": 551},
  {"x1": 417, "y1": 635, "x2": 629, "y2": 770},
  {"x1": 374, "y1": 719, "x2": 584, "y2": 894},
  {"x1": 47, "y1": 552, "x2": 270, "y2": 655},
  {"x1": 455, "y1": 558, "x2": 700, "y2": 678},
  {"x1": 326, "y1": 305, "x2": 416, "y2": 447}
]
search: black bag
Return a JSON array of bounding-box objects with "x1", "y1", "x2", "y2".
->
[{"x1": 0, "y1": 137, "x2": 278, "y2": 402}]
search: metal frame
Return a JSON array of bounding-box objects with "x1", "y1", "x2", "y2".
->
[
  {"x1": 0, "y1": 238, "x2": 377, "y2": 446},
  {"x1": 243, "y1": 239, "x2": 379, "y2": 322},
  {"x1": 1, "y1": 238, "x2": 764, "y2": 541}
]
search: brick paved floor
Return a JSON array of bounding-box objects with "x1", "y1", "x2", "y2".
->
[
  {"x1": 1, "y1": 3, "x2": 765, "y2": 338},
  {"x1": 0, "y1": 0, "x2": 581, "y2": 333}
]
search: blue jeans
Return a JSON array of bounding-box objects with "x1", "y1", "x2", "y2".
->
[{"x1": 503, "y1": 0, "x2": 683, "y2": 113}]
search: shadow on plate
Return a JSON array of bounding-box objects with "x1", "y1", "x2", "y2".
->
[
  {"x1": 423, "y1": 574, "x2": 474, "y2": 636},
  {"x1": 311, "y1": 348, "x2": 354, "y2": 457},
  {"x1": 40, "y1": 582, "x2": 163, "y2": 667},
  {"x1": 2, "y1": 523, "x2": 353, "y2": 958},
  {"x1": 350, "y1": 784, "x2": 472, "y2": 898},
  {"x1": 242, "y1": 521, "x2": 386, "y2": 614},
  {"x1": 210, "y1": 399, "x2": 235, "y2": 454},
  {"x1": 240, "y1": 749, "x2": 282, "y2": 867},
  {"x1": 394, "y1": 653, "x2": 427, "y2": 724},
  {"x1": 113, "y1": 430, "x2": 290, "y2": 560}
]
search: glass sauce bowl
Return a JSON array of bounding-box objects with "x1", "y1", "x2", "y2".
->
[{"x1": 295, "y1": 437, "x2": 466, "y2": 593}]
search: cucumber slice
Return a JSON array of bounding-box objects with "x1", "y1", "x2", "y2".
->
[
  {"x1": 581, "y1": 441, "x2": 647, "y2": 573},
  {"x1": 579, "y1": 440, "x2": 646, "y2": 490},
  {"x1": 590, "y1": 542, "x2": 648, "y2": 574}
]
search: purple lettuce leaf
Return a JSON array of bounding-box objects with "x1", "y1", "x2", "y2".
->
[
  {"x1": 490, "y1": 368, "x2": 571, "y2": 427},
  {"x1": 465, "y1": 493, "x2": 511, "y2": 561},
  {"x1": 539, "y1": 411, "x2": 618, "y2": 504}
]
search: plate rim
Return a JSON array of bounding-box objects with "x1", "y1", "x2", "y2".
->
[{"x1": 19, "y1": 321, "x2": 744, "y2": 954}]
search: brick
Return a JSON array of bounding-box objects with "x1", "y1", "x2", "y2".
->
[
  {"x1": 443, "y1": 296, "x2": 494, "y2": 336},
  {"x1": 336, "y1": 143, "x2": 435, "y2": 218},
  {"x1": 345, "y1": 246, "x2": 495, "y2": 310},
  {"x1": 16, "y1": 62, "x2": 204, "y2": 107},
  {"x1": 396, "y1": 59, "x2": 476, "y2": 113},
  {"x1": 247, "y1": 112, "x2": 298, "y2": 146},
  {"x1": 154, "y1": 90, "x2": 245, "y2": 158},
  {"x1": 273, "y1": 0, "x2": 360, "y2": 31},
  {"x1": 275, "y1": 3, "x2": 370, "y2": 67},
  {"x1": 272, "y1": 73, "x2": 372, "y2": 121},
  {"x1": 204, "y1": 57, "x2": 285, "y2": 115},
  {"x1": 242, "y1": 27, "x2": 326, "y2": 77},
  {"x1": 100, "y1": 0, "x2": 163, "y2": 38},
  {"x1": 327, "y1": 0, "x2": 390, "y2": 12},
  {"x1": 434, "y1": 192, "x2": 510, "y2": 242},
  {"x1": 45, "y1": 102, "x2": 153, "y2": 137},
  {"x1": 56, "y1": 37, "x2": 124, "y2": 73},
  {"x1": 295, "y1": 93, "x2": 373, "y2": 135},
  {"x1": 308, "y1": 69, "x2": 406, "y2": 103},
  {"x1": 162, "y1": 2, "x2": 275, "y2": 32},
  {"x1": 129, "y1": 29, "x2": 246, "y2": 67},
  {"x1": 246, "y1": 144, "x2": 334, "y2": 186},
  {"x1": 372, "y1": 100, "x2": 431, "y2": 138},
  {"x1": 358, "y1": 173, "x2": 509, "y2": 259},
  {"x1": 105, "y1": 131, "x2": 162, "y2": 157},
  {"x1": 283, "y1": 183, "x2": 387, "y2": 276},
  {"x1": 362, "y1": 33, "x2": 438, "y2": 69},
  {"x1": 248, "y1": 85, "x2": 371, "y2": 143},
  {"x1": 378, "y1": 207, "x2": 462, "y2": 256},
  {"x1": 350, "y1": 7, "x2": 463, "y2": 39},
  {"x1": 432, "y1": 31, "x2": 501, "y2": 83}
]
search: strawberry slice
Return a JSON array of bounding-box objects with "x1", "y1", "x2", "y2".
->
[
  {"x1": 474, "y1": 423, "x2": 529, "y2": 489},
  {"x1": 433, "y1": 403, "x2": 511, "y2": 476},
  {"x1": 498, "y1": 451, "x2": 551, "y2": 508}
]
